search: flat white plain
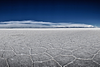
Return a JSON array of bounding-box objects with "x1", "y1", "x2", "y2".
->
[{"x1": 0, "y1": 28, "x2": 100, "y2": 67}]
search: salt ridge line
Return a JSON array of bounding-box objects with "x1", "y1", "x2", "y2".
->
[{"x1": 0, "y1": 28, "x2": 100, "y2": 30}]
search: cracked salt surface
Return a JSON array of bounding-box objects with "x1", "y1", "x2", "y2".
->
[{"x1": 0, "y1": 28, "x2": 100, "y2": 67}]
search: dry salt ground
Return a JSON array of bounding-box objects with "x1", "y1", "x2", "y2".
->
[{"x1": 0, "y1": 28, "x2": 100, "y2": 67}]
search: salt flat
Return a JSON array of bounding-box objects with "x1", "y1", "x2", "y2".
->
[{"x1": 0, "y1": 28, "x2": 100, "y2": 67}]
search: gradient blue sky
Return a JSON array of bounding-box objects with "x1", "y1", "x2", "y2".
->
[{"x1": 0, "y1": 0, "x2": 100, "y2": 27}]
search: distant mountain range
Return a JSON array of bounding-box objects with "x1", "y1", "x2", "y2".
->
[
  {"x1": 0, "y1": 20, "x2": 96, "y2": 28},
  {"x1": 0, "y1": 27, "x2": 95, "y2": 28}
]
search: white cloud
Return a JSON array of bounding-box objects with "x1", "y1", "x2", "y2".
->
[{"x1": 0, "y1": 20, "x2": 95, "y2": 28}]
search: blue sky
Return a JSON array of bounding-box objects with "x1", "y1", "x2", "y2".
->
[{"x1": 0, "y1": 0, "x2": 100, "y2": 28}]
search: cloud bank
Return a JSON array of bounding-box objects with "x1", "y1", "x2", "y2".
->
[{"x1": 0, "y1": 20, "x2": 95, "y2": 28}]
